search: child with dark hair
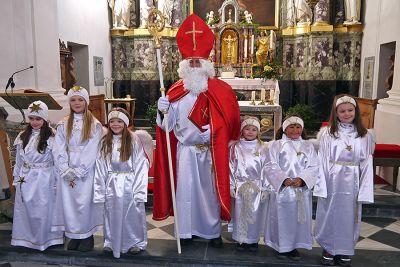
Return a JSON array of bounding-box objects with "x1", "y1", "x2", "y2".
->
[
  {"x1": 264, "y1": 116, "x2": 318, "y2": 261},
  {"x1": 94, "y1": 108, "x2": 151, "y2": 258},
  {"x1": 314, "y1": 95, "x2": 374, "y2": 267},
  {"x1": 11, "y1": 101, "x2": 63, "y2": 250}
]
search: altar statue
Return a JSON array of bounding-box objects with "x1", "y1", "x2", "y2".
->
[
  {"x1": 344, "y1": 0, "x2": 361, "y2": 24},
  {"x1": 158, "y1": 0, "x2": 173, "y2": 28},
  {"x1": 244, "y1": 10, "x2": 253, "y2": 24},
  {"x1": 108, "y1": 0, "x2": 132, "y2": 29},
  {"x1": 139, "y1": 0, "x2": 152, "y2": 28},
  {"x1": 295, "y1": 0, "x2": 312, "y2": 25},
  {"x1": 256, "y1": 31, "x2": 269, "y2": 65},
  {"x1": 223, "y1": 34, "x2": 237, "y2": 63},
  {"x1": 206, "y1": 11, "x2": 215, "y2": 25}
]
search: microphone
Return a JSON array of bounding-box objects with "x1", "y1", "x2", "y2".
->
[
  {"x1": 4, "y1": 65, "x2": 34, "y2": 124},
  {"x1": 5, "y1": 66, "x2": 34, "y2": 90}
]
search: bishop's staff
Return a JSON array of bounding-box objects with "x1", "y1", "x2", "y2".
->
[{"x1": 147, "y1": 7, "x2": 181, "y2": 254}]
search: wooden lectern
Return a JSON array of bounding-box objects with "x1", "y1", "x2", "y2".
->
[{"x1": 0, "y1": 89, "x2": 62, "y2": 110}]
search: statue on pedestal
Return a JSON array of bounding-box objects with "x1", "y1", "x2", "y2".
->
[
  {"x1": 344, "y1": 0, "x2": 361, "y2": 24},
  {"x1": 256, "y1": 31, "x2": 269, "y2": 65},
  {"x1": 108, "y1": 0, "x2": 132, "y2": 29},
  {"x1": 295, "y1": 0, "x2": 312, "y2": 25},
  {"x1": 206, "y1": 11, "x2": 215, "y2": 25},
  {"x1": 243, "y1": 10, "x2": 253, "y2": 24},
  {"x1": 139, "y1": 0, "x2": 153, "y2": 28},
  {"x1": 158, "y1": 0, "x2": 174, "y2": 28}
]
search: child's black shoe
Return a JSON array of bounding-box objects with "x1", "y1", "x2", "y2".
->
[
  {"x1": 288, "y1": 249, "x2": 301, "y2": 261},
  {"x1": 321, "y1": 250, "x2": 335, "y2": 266},
  {"x1": 335, "y1": 255, "x2": 352, "y2": 267},
  {"x1": 275, "y1": 251, "x2": 290, "y2": 259},
  {"x1": 248, "y1": 243, "x2": 258, "y2": 252},
  {"x1": 235, "y1": 243, "x2": 246, "y2": 251}
]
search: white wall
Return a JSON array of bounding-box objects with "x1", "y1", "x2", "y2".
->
[
  {"x1": 0, "y1": 0, "x2": 112, "y2": 123},
  {"x1": 361, "y1": 0, "x2": 400, "y2": 189},
  {"x1": 57, "y1": 0, "x2": 112, "y2": 96}
]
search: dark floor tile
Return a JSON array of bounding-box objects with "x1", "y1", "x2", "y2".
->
[
  {"x1": 362, "y1": 217, "x2": 397, "y2": 228},
  {"x1": 158, "y1": 223, "x2": 175, "y2": 237},
  {"x1": 368, "y1": 229, "x2": 400, "y2": 249},
  {"x1": 147, "y1": 222, "x2": 156, "y2": 231}
]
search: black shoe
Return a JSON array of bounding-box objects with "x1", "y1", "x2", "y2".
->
[
  {"x1": 335, "y1": 255, "x2": 352, "y2": 267},
  {"x1": 321, "y1": 250, "x2": 335, "y2": 266},
  {"x1": 129, "y1": 247, "x2": 142, "y2": 255},
  {"x1": 103, "y1": 247, "x2": 113, "y2": 255},
  {"x1": 209, "y1": 236, "x2": 223, "y2": 248},
  {"x1": 248, "y1": 243, "x2": 258, "y2": 252},
  {"x1": 180, "y1": 238, "x2": 193, "y2": 246},
  {"x1": 235, "y1": 243, "x2": 246, "y2": 251},
  {"x1": 288, "y1": 249, "x2": 301, "y2": 261},
  {"x1": 67, "y1": 239, "x2": 80, "y2": 250},
  {"x1": 276, "y1": 251, "x2": 290, "y2": 259},
  {"x1": 77, "y1": 235, "x2": 94, "y2": 252}
]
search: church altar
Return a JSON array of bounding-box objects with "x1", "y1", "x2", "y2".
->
[{"x1": 220, "y1": 78, "x2": 281, "y2": 139}]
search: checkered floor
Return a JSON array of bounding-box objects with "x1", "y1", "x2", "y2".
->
[{"x1": 1, "y1": 184, "x2": 399, "y2": 252}]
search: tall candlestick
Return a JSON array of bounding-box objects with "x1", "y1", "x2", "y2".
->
[
  {"x1": 270, "y1": 89, "x2": 275, "y2": 100},
  {"x1": 250, "y1": 35, "x2": 254, "y2": 55},
  {"x1": 251, "y1": 90, "x2": 255, "y2": 101},
  {"x1": 244, "y1": 38, "x2": 248, "y2": 59},
  {"x1": 261, "y1": 89, "x2": 266, "y2": 101}
]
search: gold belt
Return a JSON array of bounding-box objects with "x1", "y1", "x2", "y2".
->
[{"x1": 194, "y1": 144, "x2": 209, "y2": 152}]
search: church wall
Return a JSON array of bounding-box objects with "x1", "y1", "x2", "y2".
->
[
  {"x1": 57, "y1": 0, "x2": 112, "y2": 95},
  {"x1": 0, "y1": 0, "x2": 66, "y2": 123},
  {"x1": 361, "y1": 0, "x2": 400, "y2": 189}
]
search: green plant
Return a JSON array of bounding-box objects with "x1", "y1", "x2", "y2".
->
[
  {"x1": 146, "y1": 102, "x2": 158, "y2": 131},
  {"x1": 285, "y1": 104, "x2": 318, "y2": 132},
  {"x1": 252, "y1": 60, "x2": 282, "y2": 80}
]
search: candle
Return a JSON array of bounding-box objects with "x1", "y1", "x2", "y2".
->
[
  {"x1": 250, "y1": 35, "x2": 254, "y2": 55},
  {"x1": 270, "y1": 89, "x2": 275, "y2": 100},
  {"x1": 261, "y1": 89, "x2": 266, "y2": 101},
  {"x1": 244, "y1": 38, "x2": 248, "y2": 59},
  {"x1": 251, "y1": 90, "x2": 255, "y2": 101},
  {"x1": 269, "y1": 30, "x2": 274, "y2": 50}
]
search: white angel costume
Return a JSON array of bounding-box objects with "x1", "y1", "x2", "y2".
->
[
  {"x1": 314, "y1": 123, "x2": 374, "y2": 256},
  {"x1": 264, "y1": 134, "x2": 319, "y2": 253},
  {"x1": 94, "y1": 132, "x2": 149, "y2": 258},
  {"x1": 12, "y1": 130, "x2": 63, "y2": 250},
  {"x1": 52, "y1": 113, "x2": 104, "y2": 239},
  {"x1": 229, "y1": 139, "x2": 269, "y2": 244}
]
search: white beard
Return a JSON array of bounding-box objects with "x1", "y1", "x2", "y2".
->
[{"x1": 177, "y1": 59, "x2": 215, "y2": 95}]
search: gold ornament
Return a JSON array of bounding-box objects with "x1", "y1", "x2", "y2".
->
[
  {"x1": 30, "y1": 103, "x2": 42, "y2": 112},
  {"x1": 71, "y1": 85, "x2": 82, "y2": 92}
]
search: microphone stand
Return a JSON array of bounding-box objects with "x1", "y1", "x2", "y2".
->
[{"x1": 4, "y1": 66, "x2": 34, "y2": 125}]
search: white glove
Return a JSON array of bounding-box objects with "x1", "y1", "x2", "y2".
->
[
  {"x1": 230, "y1": 189, "x2": 236, "y2": 198},
  {"x1": 199, "y1": 124, "x2": 210, "y2": 143},
  {"x1": 260, "y1": 191, "x2": 269, "y2": 202},
  {"x1": 157, "y1": 96, "x2": 170, "y2": 112},
  {"x1": 61, "y1": 168, "x2": 78, "y2": 182}
]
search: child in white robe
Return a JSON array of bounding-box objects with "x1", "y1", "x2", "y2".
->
[
  {"x1": 11, "y1": 101, "x2": 63, "y2": 250},
  {"x1": 229, "y1": 116, "x2": 269, "y2": 251},
  {"x1": 94, "y1": 108, "x2": 150, "y2": 258},
  {"x1": 264, "y1": 116, "x2": 319, "y2": 261},
  {"x1": 314, "y1": 95, "x2": 374, "y2": 267},
  {"x1": 52, "y1": 86, "x2": 104, "y2": 252}
]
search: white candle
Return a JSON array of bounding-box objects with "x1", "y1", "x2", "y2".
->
[
  {"x1": 251, "y1": 90, "x2": 255, "y2": 101},
  {"x1": 269, "y1": 30, "x2": 274, "y2": 50},
  {"x1": 244, "y1": 38, "x2": 248, "y2": 59},
  {"x1": 270, "y1": 89, "x2": 275, "y2": 100},
  {"x1": 261, "y1": 89, "x2": 266, "y2": 101},
  {"x1": 250, "y1": 35, "x2": 254, "y2": 55}
]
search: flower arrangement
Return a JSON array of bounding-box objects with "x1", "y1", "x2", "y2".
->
[{"x1": 253, "y1": 59, "x2": 282, "y2": 80}]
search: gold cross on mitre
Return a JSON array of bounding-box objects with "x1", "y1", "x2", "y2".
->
[
  {"x1": 29, "y1": 103, "x2": 42, "y2": 112},
  {"x1": 201, "y1": 107, "x2": 208, "y2": 119},
  {"x1": 71, "y1": 85, "x2": 82, "y2": 92},
  {"x1": 185, "y1": 21, "x2": 203, "y2": 51}
]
